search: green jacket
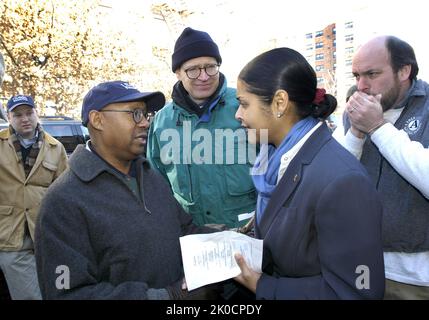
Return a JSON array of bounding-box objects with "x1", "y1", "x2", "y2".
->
[{"x1": 147, "y1": 85, "x2": 256, "y2": 227}]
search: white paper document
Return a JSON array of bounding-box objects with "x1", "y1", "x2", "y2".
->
[{"x1": 179, "y1": 231, "x2": 263, "y2": 291}]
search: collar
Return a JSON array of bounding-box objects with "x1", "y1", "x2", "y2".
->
[
  {"x1": 73, "y1": 142, "x2": 148, "y2": 182},
  {"x1": 277, "y1": 121, "x2": 323, "y2": 183},
  {"x1": 394, "y1": 79, "x2": 426, "y2": 109},
  {"x1": 394, "y1": 80, "x2": 416, "y2": 109},
  {"x1": 172, "y1": 73, "x2": 226, "y2": 118},
  {"x1": 16, "y1": 130, "x2": 38, "y2": 148},
  {"x1": 86, "y1": 141, "x2": 140, "y2": 179},
  {"x1": 78, "y1": 142, "x2": 152, "y2": 214},
  {"x1": 0, "y1": 123, "x2": 58, "y2": 145},
  {"x1": 279, "y1": 121, "x2": 332, "y2": 168},
  {"x1": 256, "y1": 122, "x2": 333, "y2": 236}
]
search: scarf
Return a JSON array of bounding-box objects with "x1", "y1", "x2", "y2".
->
[
  {"x1": 252, "y1": 116, "x2": 318, "y2": 221},
  {"x1": 10, "y1": 124, "x2": 44, "y2": 177}
]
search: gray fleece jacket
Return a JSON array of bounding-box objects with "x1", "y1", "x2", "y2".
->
[{"x1": 35, "y1": 145, "x2": 212, "y2": 299}]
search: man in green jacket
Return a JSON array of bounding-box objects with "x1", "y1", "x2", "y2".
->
[{"x1": 147, "y1": 27, "x2": 256, "y2": 228}]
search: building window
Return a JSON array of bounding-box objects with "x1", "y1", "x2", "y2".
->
[
  {"x1": 315, "y1": 65, "x2": 324, "y2": 72},
  {"x1": 345, "y1": 34, "x2": 354, "y2": 42},
  {"x1": 317, "y1": 77, "x2": 324, "y2": 83},
  {"x1": 345, "y1": 21, "x2": 353, "y2": 29},
  {"x1": 345, "y1": 59, "x2": 352, "y2": 66},
  {"x1": 316, "y1": 53, "x2": 324, "y2": 61},
  {"x1": 345, "y1": 47, "x2": 354, "y2": 55},
  {"x1": 333, "y1": 52, "x2": 336, "y2": 59},
  {"x1": 346, "y1": 72, "x2": 354, "y2": 79},
  {"x1": 315, "y1": 42, "x2": 324, "y2": 49},
  {"x1": 315, "y1": 30, "x2": 323, "y2": 37},
  {"x1": 332, "y1": 27, "x2": 336, "y2": 34},
  {"x1": 333, "y1": 39, "x2": 336, "y2": 47},
  {"x1": 305, "y1": 33, "x2": 313, "y2": 39}
]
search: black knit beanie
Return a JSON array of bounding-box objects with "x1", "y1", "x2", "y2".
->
[{"x1": 171, "y1": 27, "x2": 222, "y2": 72}]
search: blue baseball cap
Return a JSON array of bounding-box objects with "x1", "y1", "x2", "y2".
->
[
  {"x1": 81, "y1": 81, "x2": 166, "y2": 126},
  {"x1": 7, "y1": 95, "x2": 36, "y2": 112}
]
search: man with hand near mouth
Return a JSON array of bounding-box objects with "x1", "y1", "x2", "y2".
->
[{"x1": 333, "y1": 36, "x2": 429, "y2": 299}]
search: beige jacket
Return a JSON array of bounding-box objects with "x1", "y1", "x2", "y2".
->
[{"x1": 0, "y1": 128, "x2": 68, "y2": 251}]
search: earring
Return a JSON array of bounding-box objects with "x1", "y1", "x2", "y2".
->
[{"x1": 277, "y1": 113, "x2": 283, "y2": 118}]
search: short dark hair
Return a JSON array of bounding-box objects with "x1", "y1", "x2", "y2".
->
[
  {"x1": 238, "y1": 47, "x2": 336, "y2": 119},
  {"x1": 386, "y1": 36, "x2": 419, "y2": 81},
  {"x1": 346, "y1": 85, "x2": 357, "y2": 103}
]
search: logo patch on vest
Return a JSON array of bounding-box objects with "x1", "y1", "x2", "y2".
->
[{"x1": 403, "y1": 116, "x2": 422, "y2": 135}]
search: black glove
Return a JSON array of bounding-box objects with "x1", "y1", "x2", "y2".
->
[
  {"x1": 167, "y1": 279, "x2": 223, "y2": 300},
  {"x1": 166, "y1": 278, "x2": 187, "y2": 300},
  {"x1": 185, "y1": 282, "x2": 223, "y2": 300},
  {"x1": 236, "y1": 216, "x2": 255, "y2": 237}
]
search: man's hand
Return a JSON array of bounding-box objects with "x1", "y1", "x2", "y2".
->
[
  {"x1": 233, "y1": 253, "x2": 261, "y2": 293},
  {"x1": 346, "y1": 92, "x2": 385, "y2": 135}
]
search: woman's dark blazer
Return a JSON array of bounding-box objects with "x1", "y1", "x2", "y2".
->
[{"x1": 255, "y1": 123, "x2": 385, "y2": 299}]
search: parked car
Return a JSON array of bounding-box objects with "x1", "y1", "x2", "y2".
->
[{"x1": 0, "y1": 116, "x2": 89, "y2": 155}]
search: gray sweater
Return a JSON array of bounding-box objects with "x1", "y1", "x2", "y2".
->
[{"x1": 35, "y1": 145, "x2": 212, "y2": 299}]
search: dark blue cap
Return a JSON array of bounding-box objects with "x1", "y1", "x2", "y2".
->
[
  {"x1": 7, "y1": 95, "x2": 36, "y2": 112},
  {"x1": 81, "y1": 81, "x2": 165, "y2": 126},
  {"x1": 172, "y1": 27, "x2": 222, "y2": 72}
]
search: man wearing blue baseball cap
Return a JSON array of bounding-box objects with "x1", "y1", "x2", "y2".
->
[
  {"x1": 35, "y1": 81, "x2": 223, "y2": 299},
  {"x1": 0, "y1": 94, "x2": 68, "y2": 299}
]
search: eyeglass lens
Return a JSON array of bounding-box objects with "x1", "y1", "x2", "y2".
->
[{"x1": 186, "y1": 64, "x2": 219, "y2": 79}]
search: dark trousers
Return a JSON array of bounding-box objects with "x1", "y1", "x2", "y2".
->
[{"x1": 0, "y1": 270, "x2": 11, "y2": 300}]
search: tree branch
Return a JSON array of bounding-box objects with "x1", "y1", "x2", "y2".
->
[{"x1": 0, "y1": 35, "x2": 19, "y2": 67}]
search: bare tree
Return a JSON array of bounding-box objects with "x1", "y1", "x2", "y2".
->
[{"x1": 0, "y1": 0, "x2": 138, "y2": 116}]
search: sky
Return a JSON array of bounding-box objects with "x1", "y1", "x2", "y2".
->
[
  {"x1": 188, "y1": 0, "x2": 429, "y2": 81},
  {"x1": 107, "y1": 0, "x2": 429, "y2": 83}
]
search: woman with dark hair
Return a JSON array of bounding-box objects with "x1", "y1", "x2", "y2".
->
[{"x1": 233, "y1": 48, "x2": 385, "y2": 299}]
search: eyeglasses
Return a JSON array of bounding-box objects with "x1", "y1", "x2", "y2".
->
[
  {"x1": 184, "y1": 64, "x2": 220, "y2": 79},
  {"x1": 99, "y1": 109, "x2": 154, "y2": 124}
]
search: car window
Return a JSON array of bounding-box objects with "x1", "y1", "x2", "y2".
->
[
  {"x1": 41, "y1": 122, "x2": 84, "y2": 156},
  {"x1": 42, "y1": 124, "x2": 74, "y2": 137},
  {"x1": 1, "y1": 121, "x2": 87, "y2": 156}
]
